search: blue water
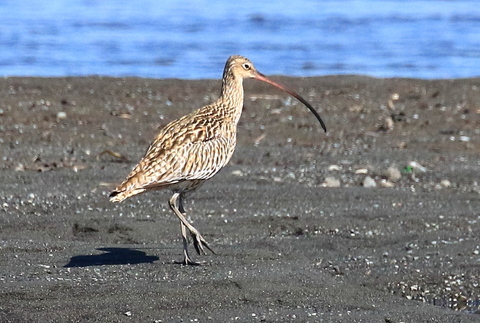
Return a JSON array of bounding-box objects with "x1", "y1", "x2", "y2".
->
[{"x1": 1, "y1": 0, "x2": 479, "y2": 79}]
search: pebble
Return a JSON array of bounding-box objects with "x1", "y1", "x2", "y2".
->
[
  {"x1": 231, "y1": 170, "x2": 243, "y2": 176},
  {"x1": 355, "y1": 168, "x2": 369, "y2": 174},
  {"x1": 379, "y1": 179, "x2": 395, "y2": 188},
  {"x1": 328, "y1": 165, "x2": 341, "y2": 171},
  {"x1": 440, "y1": 179, "x2": 451, "y2": 187},
  {"x1": 285, "y1": 172, "x2": 296, "y2": 180},
  {"x1": 383, "y1": 116, "x2": 394, "y2": 131},
  {"x1": 363, "y1": 176, "x2": 377, "y2": 188},
  {"x1": 56, "y1": 111, "x2": 67, "y2": 120},
  {"x1": 322, "y1": 177, "x2": 341, "y2": 187},
  {"x1": 385, "y1": 166, "x2": 401, "y2": 182}
]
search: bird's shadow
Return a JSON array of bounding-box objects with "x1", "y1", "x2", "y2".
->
[{"x1": 64, "y1": 247, "x2": 159, "y2": 267}]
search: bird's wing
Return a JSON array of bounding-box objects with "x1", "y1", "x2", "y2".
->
[{"x1": 112, "y1": 108, "x2": 234, "y2": 194}]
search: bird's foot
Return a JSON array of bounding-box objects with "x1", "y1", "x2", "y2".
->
[
  {"x1": 174, "y1": 251, "x2": 206, "y2": 266},
  {"x1": 190, "y1": 229, "x2": 216, "y2": 256}
]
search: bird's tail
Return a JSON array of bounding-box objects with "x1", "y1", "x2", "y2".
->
[
  {"x1": 109, "y1": 187, "x2": 145, "y2": 203},
  {"x1": 109, "y1": 190, "x2": 127, "y2": 203},
  {"x1": 109, "y1": 167, "x2": 148, "y2": 203}
]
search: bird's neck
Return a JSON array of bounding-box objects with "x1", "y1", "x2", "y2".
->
[{"x1": 218, "y1": 74, "x2": 244, "y2": 123}]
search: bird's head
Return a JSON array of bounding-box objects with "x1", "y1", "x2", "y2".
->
[
  {"x1": 223, "y1": 55, "x2": 327, "y2": 133},
  {"x1": 226, "y1": 55, "x2": 259, "y2": 79}
]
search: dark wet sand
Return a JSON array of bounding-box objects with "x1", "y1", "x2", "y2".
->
[{"x1": 0, "y1": 75, "x2": 479, "y2": 322}]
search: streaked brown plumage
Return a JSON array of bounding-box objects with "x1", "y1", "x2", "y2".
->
[{"x1": 110, "y1": 55, "x2": 327, "y2": 265}]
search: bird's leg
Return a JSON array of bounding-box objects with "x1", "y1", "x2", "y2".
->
[
  {"x1": 179, "y1": 222, "x2": 198, "y2": 265},
  {"x1": 168, "y1": 192, "x2": 214, "y2": 265},
  {"x1": 178, "y1": 193, "x2": 215, "y2": 256},
  {"x1": 169, "y1": 193, "x2": 197, "y2": 265}
]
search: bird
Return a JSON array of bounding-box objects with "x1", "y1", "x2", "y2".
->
[{"x1": 109, "y1": 55, "x2": 327, "y2": 265}]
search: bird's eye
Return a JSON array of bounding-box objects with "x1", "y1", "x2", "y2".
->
[{"x1": 242, "y1": 63, "x2": 251, "y2": 70}]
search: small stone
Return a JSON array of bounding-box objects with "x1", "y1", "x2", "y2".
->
[
  {"x1": 322, "y1": 177, "x2": 340, "y2": 187},
  {"x1": 379, "y1": 179, "x2": 394, "y2": 187},
  {"x1": 231, "y1": 170, "x2": 243, "y2": 176},
  {"x1": 385, "y1": 166, "x2": 401, "y2": 182},
  {"x1": 124, "y1": 311, "x2": 132, "y2": 317},
  {"x1": 285, "y1": 172, "x2": 296, "y2": 180},
  {"x1": 440, "y1": 179, "x2": 451, "y2": 187},
  {"x1": 355, "y1": 168, "x2": 369, "y2": 174},
  {"x1": 328, "y1": 165, "x2": 340, "y2": 171},
  {"x1": 383, "y1": 116, "x2": 394, "y2": 131},
  {"x1": 363, "y1": 176, "x2": 377, "y2": 188},
  {"x1": 388, "y1": 99, "x2": 395, "y2": 109}
]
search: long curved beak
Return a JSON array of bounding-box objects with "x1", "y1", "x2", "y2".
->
[{"x1": 254, "y1": 71, "x2": 327, "y2": 133}]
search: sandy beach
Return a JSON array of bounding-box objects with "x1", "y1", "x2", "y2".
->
[{"x1": 0, "y1": 75, "x2": 479, "y2": 322}]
